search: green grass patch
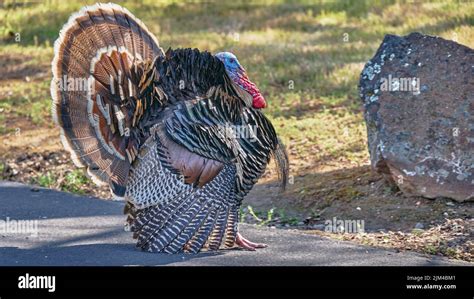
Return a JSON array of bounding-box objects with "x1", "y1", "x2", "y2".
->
[
  {"x1": 61, "y1": 169, "x2": 89, "y2": 195},
  {"x1": 32, "y1": 171, "x2": 56, "y2": 188}
]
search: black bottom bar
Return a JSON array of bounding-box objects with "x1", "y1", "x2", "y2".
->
[{"x1": 0, "y1": 266, "x2": 472, "y2": 298}]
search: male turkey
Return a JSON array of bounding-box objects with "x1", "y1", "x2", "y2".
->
[{"x1": 51, "y1": 3, "x2": 289, "y2": 253}]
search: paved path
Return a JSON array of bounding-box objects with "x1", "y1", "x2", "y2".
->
[{"x1": 0, "y1": 181, "x2": 470, "y2": 266}]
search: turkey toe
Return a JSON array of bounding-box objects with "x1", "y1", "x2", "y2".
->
[{"x1": 235, "y1": 232, "x2": 267, "y2": 251}]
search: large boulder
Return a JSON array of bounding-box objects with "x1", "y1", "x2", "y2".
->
[{"x1": 359, "y1": 32, "x2": 473, "y2": 202}]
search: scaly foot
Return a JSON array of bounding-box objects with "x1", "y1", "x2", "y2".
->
[{"x1": 235, "y1": 232, "x2": 267, "y2": 251}]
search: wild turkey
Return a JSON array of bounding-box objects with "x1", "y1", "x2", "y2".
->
[{"x1": 51, "y1": 3, "x2": 289, "y2": 253}]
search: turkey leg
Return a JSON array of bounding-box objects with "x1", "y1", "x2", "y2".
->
[{"x1": 235, "y1": 232, "x2": 267, "y2": 251}]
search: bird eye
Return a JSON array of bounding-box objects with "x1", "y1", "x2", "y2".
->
[{"x1": 229, "y1": 58, "x2": 236, "y2": 64}]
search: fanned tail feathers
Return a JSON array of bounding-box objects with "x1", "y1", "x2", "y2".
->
[{"x1": 51, "y1": 3, "x2": 164, "y2": 197}]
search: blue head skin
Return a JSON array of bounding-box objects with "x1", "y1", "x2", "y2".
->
[
  {"x1": 215, "y1": 52, "x2": 243, "y2": 80},
  {"x1": 215, "y1": 51, "x2": 266, "y2": 109}
]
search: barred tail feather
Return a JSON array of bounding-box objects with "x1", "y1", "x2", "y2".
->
[
  {"x1": 206, "y1": 206, "x2": 230, "y2": 250},
  {"x1": 164, "y1": 204, "x2": 213, "y2": 254},
  {"x1": 185, "y1": 208, "x2": 219, "y2": 253},
  {"x1": 273, "y1": 137, "x2": 290, "y2": 192},
  {"x1": 223, "y1": 207, "x2": 239, "y2": 248}
]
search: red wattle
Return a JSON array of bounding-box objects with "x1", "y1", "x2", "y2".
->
[
  {"x1": 237, "y1": 74, "x2": 267, "y2": 109},
  {"x1": 252, "y1": 94, "x2": 266, "y2": 109}
]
